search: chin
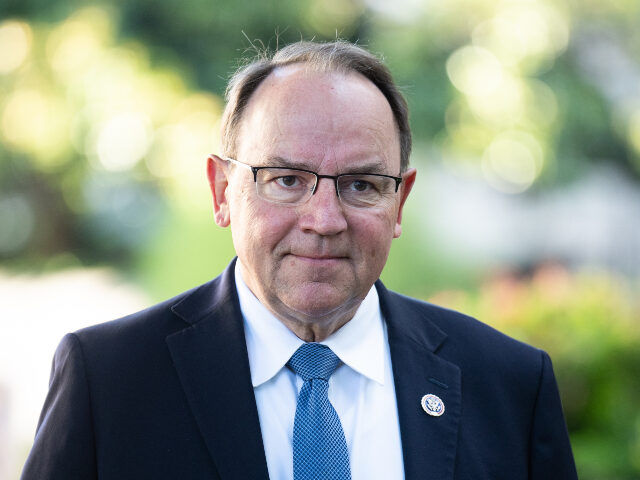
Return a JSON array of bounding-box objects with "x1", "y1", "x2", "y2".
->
[{"x1": 283, "y1": 283, "x2": 359, "y2": 319}]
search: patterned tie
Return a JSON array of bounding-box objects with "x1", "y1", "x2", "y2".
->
[{"x1": 287, "y1": 343, "x2": 352, "y2": 480}]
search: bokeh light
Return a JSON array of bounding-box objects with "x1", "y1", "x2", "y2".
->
[
  {"x1": 1, "y1": 88, "x2": 72, "y2": 166},
  {"x1": 46, "y1": 6, "x2": 115, "y2": 79},
  {"x1": 93, "y1": 112, "x2": 152, "y2": 172},
  {"x1": 0, "y1": 20, "x2": 32, "y2": 74},
  {"x1": 472, "y1": 2, "x2": 569, "y2": 73},
  {"x1": 447, "y1": 45, "x2": 505, "y2": 98},
  {"x1": 482, "y1": 130, "x2": 544, "y2": 193}
]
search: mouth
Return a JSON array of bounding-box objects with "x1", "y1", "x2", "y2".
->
[{"x1": 288, "y1": 253, "x2": 348, "y2": 264}]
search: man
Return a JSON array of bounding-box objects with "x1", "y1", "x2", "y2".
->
[{"x1": 22, "y1": 41, "x2": 578, "y2": 479}]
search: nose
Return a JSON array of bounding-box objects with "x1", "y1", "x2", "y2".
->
[{"x1": 298, "y1": 177, "x2": 348, "y2": 236}]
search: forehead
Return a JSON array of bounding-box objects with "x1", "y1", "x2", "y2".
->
[{"x1": 236, "y1": 65, "x2": 401, "y2": 172}]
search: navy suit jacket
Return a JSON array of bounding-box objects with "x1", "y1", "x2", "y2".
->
[{"x1": 22, "y1": 260, "x2": 577, "y2": 479}]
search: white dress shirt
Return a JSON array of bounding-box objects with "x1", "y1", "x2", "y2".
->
[{"x1": 235, "y1": 263, "x2": 405, "y2": 480}]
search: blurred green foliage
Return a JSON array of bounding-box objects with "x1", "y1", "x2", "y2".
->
[
  {"x1": 2, "y1": 0, "x2": 640, "y2": 276},
  {"x1": 430, "y1": 265, "x2": 640, "y2": 479}
]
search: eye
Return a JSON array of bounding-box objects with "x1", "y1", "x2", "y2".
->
[
  {"x1": 349, "y1": 179, "x2": 376, "y2": 192},
  {"x1": 275, "y1": 175, "x2": 301, "y2": 188}
]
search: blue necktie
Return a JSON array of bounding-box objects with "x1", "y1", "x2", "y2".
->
[{"x1": 288, "y1": 343, "x2": 352, "y2": 480}]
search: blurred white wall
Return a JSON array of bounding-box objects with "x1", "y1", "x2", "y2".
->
[
  {"x1": 416, "y1": 162, "x2": 640, "y2": 277},
  {"x1": 0, "y1": 269, "x2": 150, "y2": 479}
]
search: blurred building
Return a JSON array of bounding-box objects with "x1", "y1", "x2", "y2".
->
[{"x1": 418, "y1": 162, "x2": 640, "y2": 278}]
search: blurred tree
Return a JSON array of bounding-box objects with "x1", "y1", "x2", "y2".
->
[
  {"x1": 430, "y1": 265, "x2": 640, "y2": 479},
  {"x1": 0, "y1": 0, "x2": 371, "y2": 275},
  {"x1": 3, "y1": 0, "x2": 640, "y2": 275}
]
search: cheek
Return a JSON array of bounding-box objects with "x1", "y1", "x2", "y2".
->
[
  {"x1": 350, "y1": 210, "x2": 397, "y2": 257},
  {"x1": 233, "y1": 195, "x2": 296, "y2": 252}
]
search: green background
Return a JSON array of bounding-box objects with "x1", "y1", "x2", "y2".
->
[{"x1": 1, "y1": 0, "x2": 639, "y2": 478}]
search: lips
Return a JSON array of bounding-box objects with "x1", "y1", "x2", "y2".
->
[
  {"x1": 289, "y1": 251, "x2": 348, "y2": 260},
  {"x1": 287, "y1": 253, "x2": 348, "y2": 266},
  {"x1": 292, "y1": 254, "x2": 345, "y2": 259}
]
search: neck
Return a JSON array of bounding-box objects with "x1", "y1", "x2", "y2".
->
[
  {"x1": 236, "y1": 260, "x2": 365, "y2": 342},
  {"x1": 275, "y1": 309, "x2": 357, "y2": 342}
]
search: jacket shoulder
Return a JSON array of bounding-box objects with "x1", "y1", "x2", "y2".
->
[
  {"x1": 383, "y1": 288, "x2": 544, "y2": 372},
  {"x1": 74, "y1": 275, "x2": 222, "y2": 345}
]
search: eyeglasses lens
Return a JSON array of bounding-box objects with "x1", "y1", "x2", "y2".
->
[{"x1": 255, "y1": 168, "x2": 396, "y2": 208}]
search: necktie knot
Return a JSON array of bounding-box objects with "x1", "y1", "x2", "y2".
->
[{"x1": 288, "y1": 343, "x2": 341, "y2": 382}]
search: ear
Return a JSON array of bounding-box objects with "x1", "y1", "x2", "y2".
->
[
  {"x1": 393, "y1": 168, "x2": 417, "y2": 238},
  {"x1": 207, "y1": 155, "x2": 231, "y2": 227}
]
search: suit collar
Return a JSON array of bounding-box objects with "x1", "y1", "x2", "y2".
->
[
  {"x1": 170, "y1": 259, "x2": 237, "y2": 326},
  {"x1": 376, "y1": 280, "x2": 448, "y2": 353},
  {"x1": 166, "y1": 259, "x2": 270, "y2": 480},
  {"x1": 377, "y1": 280, "x2": 461, "y2": 480}
]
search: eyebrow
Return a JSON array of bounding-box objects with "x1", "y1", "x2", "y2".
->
[{"x1": 265, "y1": 156, "x2": 390, "y2": 175}]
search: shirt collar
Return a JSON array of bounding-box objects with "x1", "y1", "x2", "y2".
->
[{"x1": 235, "y1": 263, "x2": 386, "y2": 387}]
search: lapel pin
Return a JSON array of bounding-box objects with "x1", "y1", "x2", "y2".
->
[{"x1": 421, "y1": 394, "x2": 445, "y2": 417}]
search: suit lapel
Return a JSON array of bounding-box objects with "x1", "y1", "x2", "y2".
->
[
  {"x1": 377, "y1": 281, "x2": 461, "y2": 480},
  {"x1": 166, "y1": 262, "x2": 270, "y2": 480}
]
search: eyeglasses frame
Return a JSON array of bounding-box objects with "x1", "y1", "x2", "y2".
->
[{"x1": 221, "y1": 156, "x2": 403, "y2": 205}]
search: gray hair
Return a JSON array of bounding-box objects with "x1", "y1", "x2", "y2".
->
[{"x1": 220, "y1": 40, "x2": 412, "y2": 171}]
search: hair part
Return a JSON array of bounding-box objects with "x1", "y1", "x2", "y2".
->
[{"x1": 220, "y1": 40, "x2": 412, "y2": 171}]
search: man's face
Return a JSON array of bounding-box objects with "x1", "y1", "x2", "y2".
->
[{"x1": 210, "y1": 65, "x2": 415, "y2": 333}]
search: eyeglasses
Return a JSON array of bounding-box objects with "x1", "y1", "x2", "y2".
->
[{"x1": 223, "y1": 157, "x2": 403, "y2": 209}]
